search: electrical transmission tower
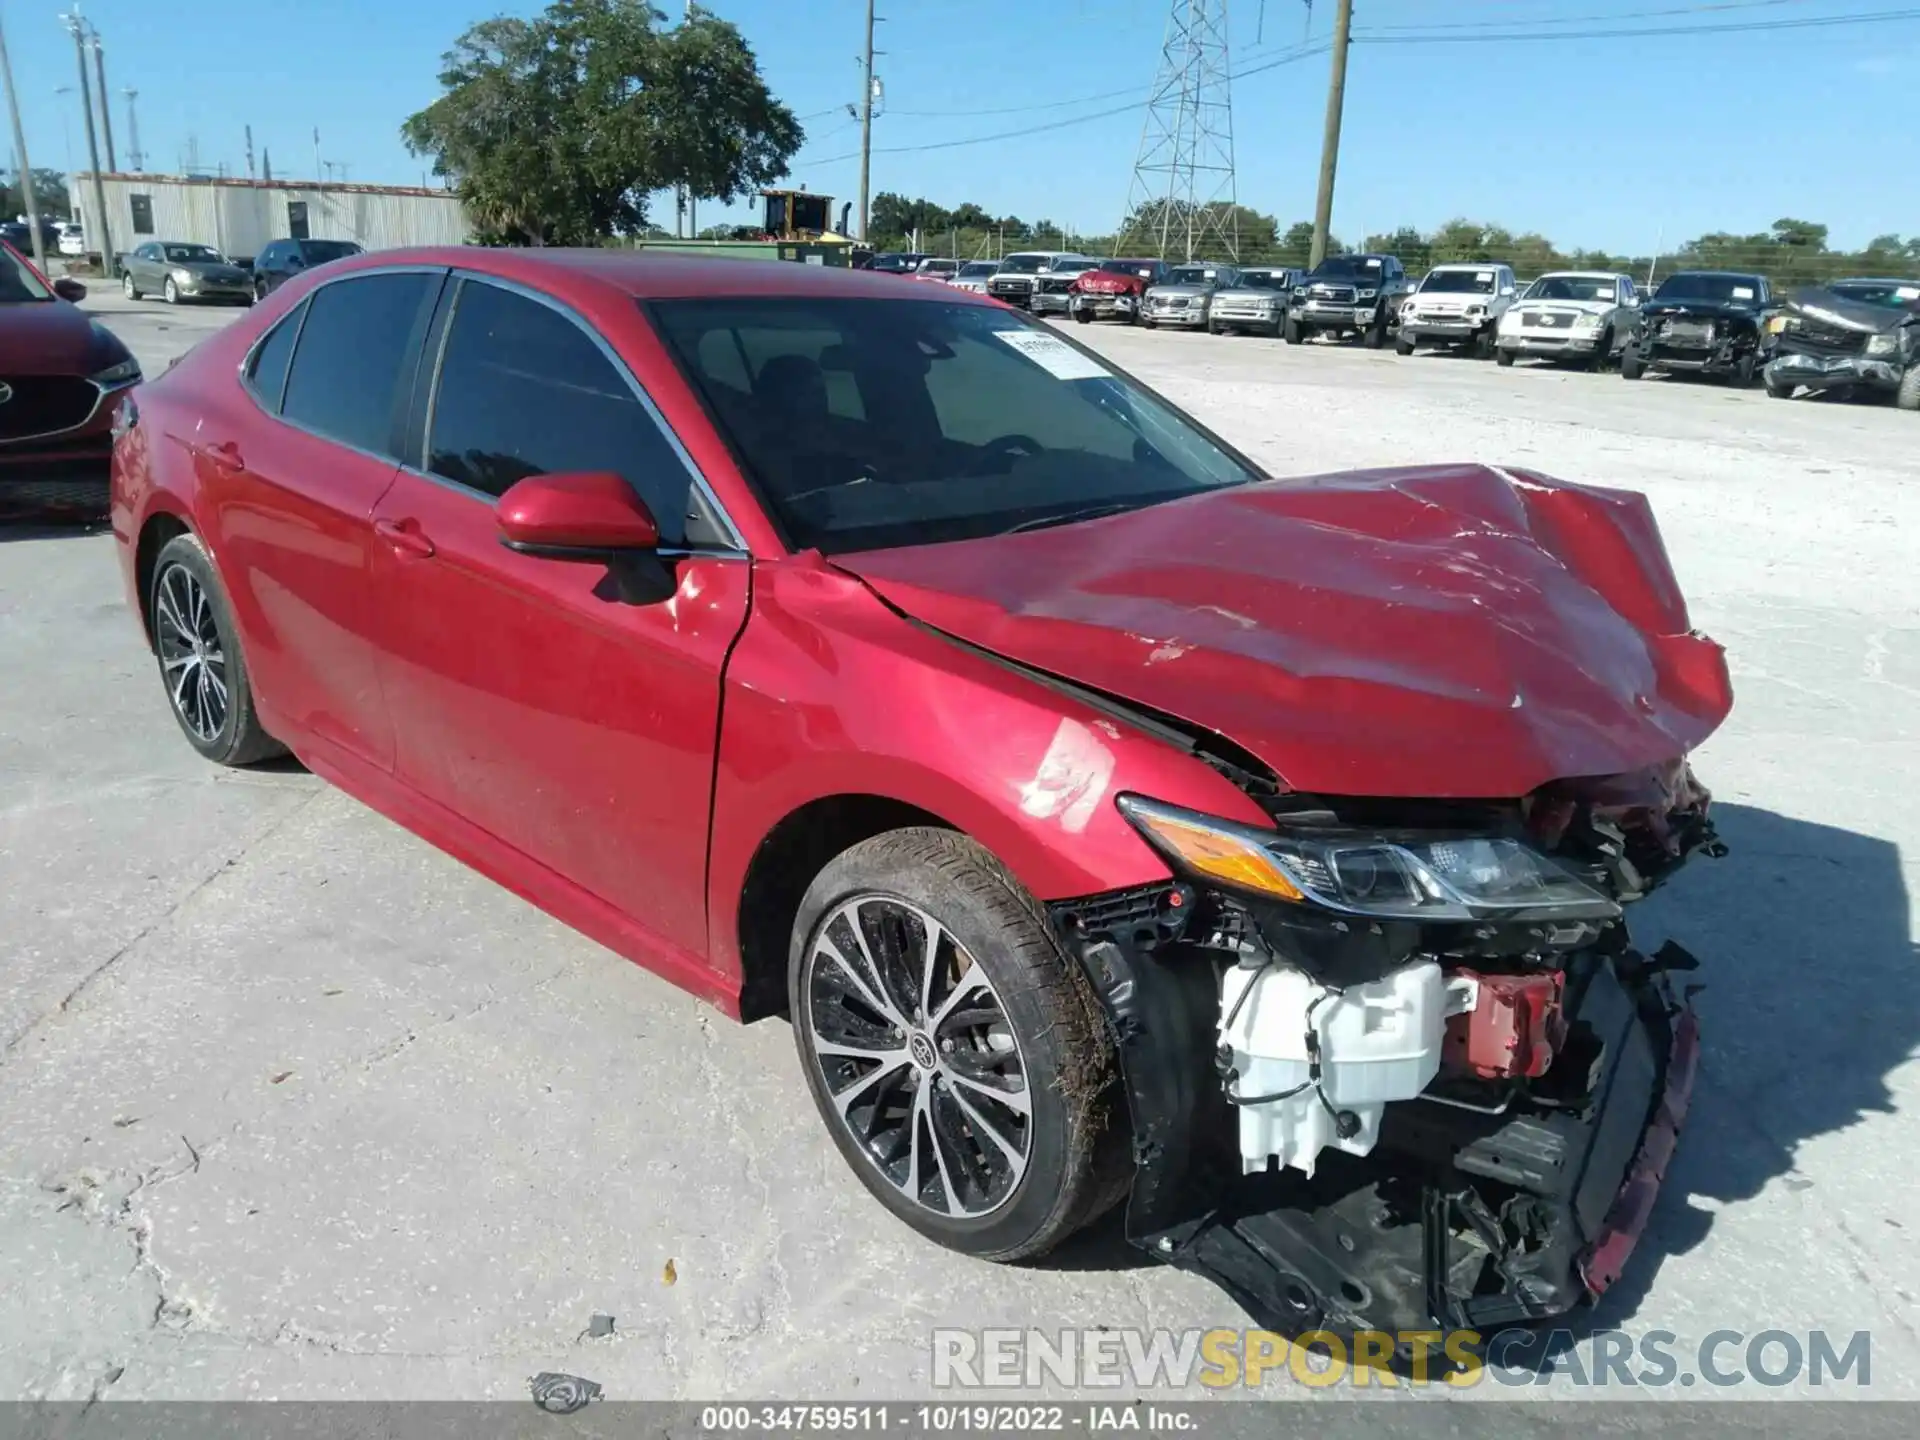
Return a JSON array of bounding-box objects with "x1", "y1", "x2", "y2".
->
[{"x1": 1118, "y1": 0, "x2": 1238, "y2": 263}]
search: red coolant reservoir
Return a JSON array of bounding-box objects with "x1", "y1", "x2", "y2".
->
[{"x1": 1443, "y1": 970, "x2": 1567, "y2": 1080}]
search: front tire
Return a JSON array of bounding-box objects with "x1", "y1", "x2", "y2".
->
[
  {"x1": 1074, "y1": 309, "x2": 1091, "y2": 324},
  {"x1": 1394, "y1": 337, "x2": 1415, "y2": 357},
  {"x1": 1284, "y1": 317, "x2": 1304, "y2": 344},
  {"x1": 789, "y1": 829, "x2": 1127, "y2": 1261},
  {"x1": 149, "y1": 534, "x2": 287, "y2": 766},
  {"x1": 1620, "y1": 353, "x2": 1645, "y2": 380},
  {"x1": 1362, "y1": 314, "x2": 1389, "y2": 349},
  {"x1": 1496, "y1": 347, "x2": 1516, "y2": 368},
  {"x1": 163, "y1": 277, "x2": 180, "y2": 305},
  {"x1": 1897, "y1": 365, "x2": 1920, "y2": 412}
]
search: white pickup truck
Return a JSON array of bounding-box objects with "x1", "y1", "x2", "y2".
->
[{"x1": 1396, "y1": 263, "x2": 1518, "y2": 359}]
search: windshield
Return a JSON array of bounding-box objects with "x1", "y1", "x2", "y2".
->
[
  {"x1": 1525, "y1": 274, "x2": 1617, "y2": 302},
  {"x1": 1166, "y1": 266, "x2": 1219, "y2": 285},
  {"x1": 1000, "y1": 255, "x2": 1047, "y2": 274},
  {"x1": 1830, "y1": 281, "x2": 1920, "y2": 311},
  {"x1": 1237, "y1": 271, "x2": 1287, "y2": 291},
  {"x1": 1420, "y1": 269, "x2": 1497, "y2": 295},
  {"x1": 300, "y1": 240, "x2": 363, "y2": 263},
  {"x1": 651, "y1": 297, "x2": 1258, "y2": 554},
  {"x1": 164, "y1": 244, "x2": 224, "y2": 264},
  {"x1": 919, "y1": 259, "x2": 958, "y2": 275},
  {"x1": 1309, "y1": 256, "x2": 1384, "y2": 280},
  {"x1": 0, "y1": 243, "x2": 53, "y2": 301},
  {"x1": 1655, "y1": 273, "x2": 1761, "y2": 305},
  {"x1": 1103, "y1": 260, "x2": 1159, "y2": 278},
  {"x1": 956, "y1": 262, "x2": 998, "y2": 278},
  {"x1": 1050, "y1": 261, "x2": 1098, "y2": 275},
  {"x1": 871, "y1": 254, "x2": 917, "y2": 273}
]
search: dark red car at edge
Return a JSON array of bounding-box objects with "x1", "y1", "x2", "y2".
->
[
  {"x1": 1, "y1": 239, "x2": 141, "y2": 519},
  {"x1": 110, "y1": 247, "x2": 1732, "y2": 1343}
]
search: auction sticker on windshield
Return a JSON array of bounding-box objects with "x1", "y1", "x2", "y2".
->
[{"x1": 995, "y1": 329, "x2": 1111, "y2": 381}]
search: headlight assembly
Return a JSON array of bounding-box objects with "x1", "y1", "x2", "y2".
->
[
  {"x1": 90, "y1": 356, "x2": 142, "y2": 386},
  {"x1": 172, "y1": 267, "x2": 194, "y2": 283},
  {"x1": 1117, "y1": 795, "x2": 1620, "y2": 923},
  {"x1": 1866, "y1": 333, "x2": 1899, "y2": 357},
  {"x1": 1356, "y1": 287, "x2": 1378, "y2": 300}
]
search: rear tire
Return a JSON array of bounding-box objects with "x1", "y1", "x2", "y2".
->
[
  {"x1": 149, "y1": 534, "x2": 288, "y2": 767},
  {"x1": 788, "y1": 829, "x2": 1128, "y2": 1262}
]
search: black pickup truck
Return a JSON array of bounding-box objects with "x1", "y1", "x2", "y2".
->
[
  {"x1": 1621, "y1": 271, "x2": 1774, "y2": 385},
  {"x1": 1284, "y1": 253, "x2": 1416, "y2": 348}
]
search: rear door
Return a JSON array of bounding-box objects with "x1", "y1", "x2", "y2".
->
[
  {"x1": 366, "y1": 274, "x2": 750, "y2": 958},
  {"x1": 208, "y1": 267, "x2": 444, "y2": 768}
]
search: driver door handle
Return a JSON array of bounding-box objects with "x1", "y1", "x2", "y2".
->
[{"x1": 374, "y1": 517, "x2": 436, "y2": 559}]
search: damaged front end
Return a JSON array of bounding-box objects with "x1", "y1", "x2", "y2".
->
[
  {"x1": 1049, "y1": 761, "x2": 1722, "y2": 1343},
  {"x1": 1764, "y1": 285, "x2": 1920, "y2": 400}
]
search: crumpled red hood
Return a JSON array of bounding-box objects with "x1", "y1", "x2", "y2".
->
[{"x1": 834, "y1": 464, "x2": 1733, "y2": 798}]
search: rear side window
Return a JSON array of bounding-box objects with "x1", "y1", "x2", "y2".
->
[
  {"x1": 425, "y1": 279, "x2": 698, "y2": 543},
  {"x1": 244, "y1": 301, "x2": 305, "y2": 413},
  {"x1": 281, "y1": 272, "x2": 438, "y2": 455}
]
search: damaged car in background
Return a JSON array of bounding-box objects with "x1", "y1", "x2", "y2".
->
[
  {"x1": 1622, "y1": 270, "x2": 1774, "y2": 384},
  {"x1": 114, "y1": 253, "x2": 1732, "y2": 1347},
  {"x1": 1764, "y1": 279, "x2": 1920, "y2": 409}
]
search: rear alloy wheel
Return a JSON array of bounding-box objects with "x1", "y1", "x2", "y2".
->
[
  {"x1": 790, "y1": 829, "x2": 1127, "y2": 1260},
  {"x1": 150, "y1": 534, "x2": 286, "y2": 767}
]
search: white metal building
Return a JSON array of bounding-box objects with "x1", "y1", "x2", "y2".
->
[{"x1": 67, "y1": 172, "x2": 472, "y2": 263}]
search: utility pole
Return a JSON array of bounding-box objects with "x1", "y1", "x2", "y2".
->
[
  {"x1": 89, "y1": 27, "x2": 115, "y2": 171},
  {"x1": 245, "y1": 123, "x2": 254, "y2": 178},
  {"x1": 64, "y1": 7, "x2": 114, "y2": 276},
  {"x1": 122, "y1": 87, "x2": 141, "y2": 170},
  {"x1": 0, "y1": 7, "x2": 51, "y2": 274},
  {"x1": 857, "y1": 0, "x2": 876, "y2": 239},
  {"x1": 1308, "y1": 0, "x2": 1352, "y2": 270}
]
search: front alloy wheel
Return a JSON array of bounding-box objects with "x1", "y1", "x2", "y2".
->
[
  {"x1": 790, "y1": 829, "x2": 1128, "y2": 1261},
  {"x1": 802, "y1": 895, "x2": 1032, "y2": 1218},
  {"x1": 163, "y1": 277, "x2": 179, "y2": 304}
]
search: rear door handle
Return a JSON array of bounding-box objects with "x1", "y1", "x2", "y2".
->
[{"x1": 374, "y1": 517, "x2": 436, "y2": 559}]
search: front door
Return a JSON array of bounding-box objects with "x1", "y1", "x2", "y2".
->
[{"x1": 367, "y1": 275, "x2": 749, "y2": 958}]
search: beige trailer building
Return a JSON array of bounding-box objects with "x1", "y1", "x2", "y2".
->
[{"x1": 68, "y1": 172, "x2": 471, "y2": 264}]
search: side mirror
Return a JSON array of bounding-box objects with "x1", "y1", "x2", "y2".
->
[
  {"x1": 496, "y1": 470, "x2": 660, "y2": 557},
  {"x1": 53, "y1": 277, "x2": 88, "y2": 302}
]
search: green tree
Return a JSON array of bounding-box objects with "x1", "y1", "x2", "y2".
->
[
  {"x1": 402, "y1": 0, "x2": 799, "y2": 245},
  {"x1": 1, "y1": 169, "x2": 72, "y2": 221}
]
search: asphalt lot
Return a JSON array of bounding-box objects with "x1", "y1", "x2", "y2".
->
[{"x1": 3, "y1": 293, "x2": 1917, "y2": 1403}]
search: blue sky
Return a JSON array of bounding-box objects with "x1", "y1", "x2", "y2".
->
[{"x1": 6, "y1": 0, "x2": 1917, "y2": 252}]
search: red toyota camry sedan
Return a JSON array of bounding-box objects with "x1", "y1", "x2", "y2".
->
[{"x1": 111, "y1": 247, "x2": 1730, "y2": 1339}]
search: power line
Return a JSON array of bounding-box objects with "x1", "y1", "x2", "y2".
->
[
  {"x1": 1358, "y1": 0, "x2": 1814, "y2": 28},
  {"x1": 1357, "y1": 5, "x2": 1920, "y2": 42}
]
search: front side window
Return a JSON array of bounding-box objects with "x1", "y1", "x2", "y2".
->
[
  {"x1": 427, "y1": 280, "x2": 701, "y2": 543},
  {"x1": 651, "y1": 297, "x2": 1259, "y2": 555},
  {"x1": 281, "y1": 272, "x2": 437, "y2": 454}
]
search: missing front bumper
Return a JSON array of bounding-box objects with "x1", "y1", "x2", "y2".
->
[{"x1": 1057, "y1": 906, "x2": 1696, "y2": 1340}]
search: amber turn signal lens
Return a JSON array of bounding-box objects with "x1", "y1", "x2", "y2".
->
[{"x1": 1125, "y1": 805, "x2": 1305, "y2": 902}]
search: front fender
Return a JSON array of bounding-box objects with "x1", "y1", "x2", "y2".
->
[{"x1": 704, "y1": 555, "x2": 1273, "y2": 985}]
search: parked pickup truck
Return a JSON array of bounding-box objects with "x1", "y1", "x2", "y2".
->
[
  {"x1": 1496, "y1": 271, "x2": 1640, "y2": 370},
  {"x1": 986, "y1": 251, "x2": 1093, "y2": 310},
  {"x1": 1764, "y1": 279, "x2": 1920, "y2": 408},
  {"x1": 1396, "y1": 263, "x2": 1518, "y2": 359},
  {"x1": 1207, "y1": 267, "x2": 1301, "y2": 337},
  {"x1": 1286, "y1": 254, "x2": 1414, "y2": 348},
  {"x1": 1622, "y1": 271, "x2": 1774, "y2": 385}
]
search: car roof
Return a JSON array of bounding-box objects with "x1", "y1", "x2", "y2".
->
[
  {"x1": 1534, "y1": 270, "x2": 1624, "y2": 280},
  {"x1": 1428, "y1": 261, "x2": 1507, "y2": 269},
  {"x1": 320, "y1": 246, "x2": 1005, "y2": 303},
  {"x1": 1662, "y1": 270, "x2": 1764, "y2": 281}
]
